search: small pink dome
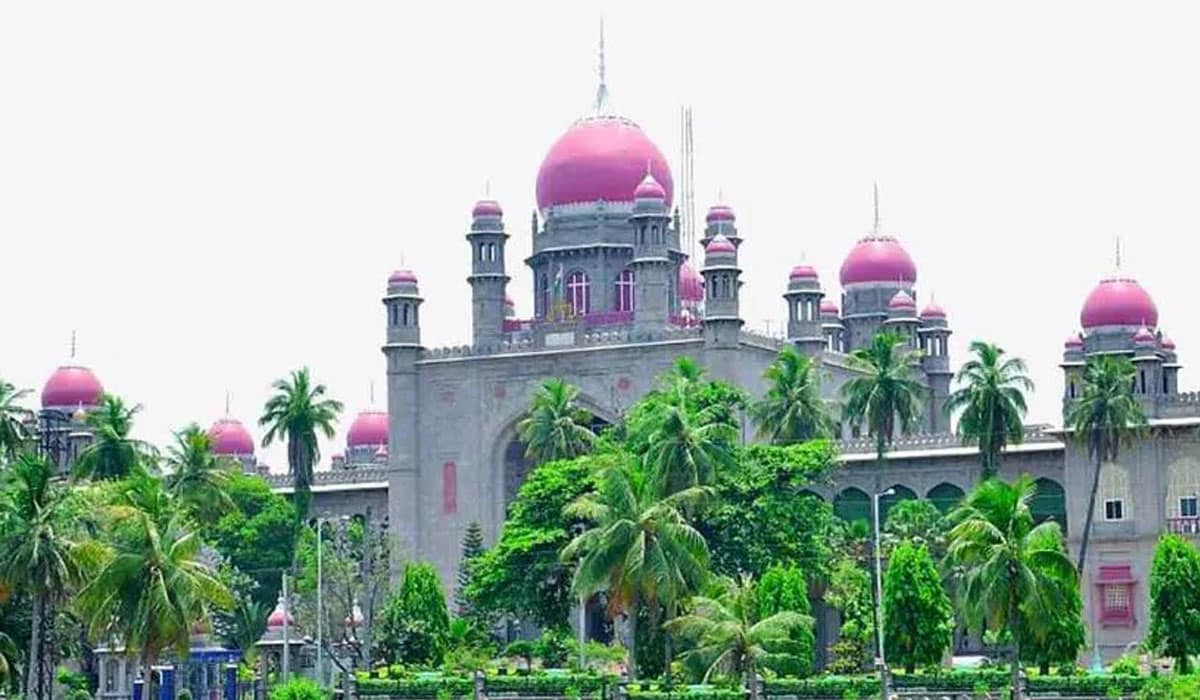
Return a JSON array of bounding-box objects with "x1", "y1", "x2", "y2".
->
[
  {"x1": 705, "y1": 234, "x2": 736, "y2": 255},
  {"x1": 1133, "y1": 326, "x2": 1157, "y2": 345},
  {"x1": 208, "y1": 418, "x2": 255, "y2": 456},
  {"x1": 266, "y1": 602, "x2": 293, "y2": 629},
  {"x1": 820, "y1": 298, "x2": 840, "y2": 316},
  {"x1": 1080, "y1": 276, "x2": 1158, "y2": 329},
  {"x1": 536, "y1": 116, "x2": 673, "y2": 211},
  {"x1": 789, "y1": 264, "x2": 818, "y2": 281},
  {"x1": 388, "y1": 269, "x2": 418, "y2": 285},
  {"x1": 472, "y1": 199, "x2": 502, "y2": 217},
  {"x1": 679, "y1": 262, "x2": 704, "y2": 303},
  {"x1": 634, "y1": 172, "x2": 666, "y2": 200},
  {"x1": 374, "y1": 445, "x2": 388, "y2": 458},
  {"x1": 888, "y1": 290, "x2": 916, "y2": 310},
  {"x1": 706, "y1": 205, "x2": 735, "y2": 223},
  {"x1": 41, "y1": 365, "x2": 104, "y2": 409},
  {"x1": 347, "y1": 410, "x2": 388, "y2": 448},
  {"x1": 1064, "y1": 333, "x2": 1084, "y2": 349},
  {"x1": 504, "y1": 294, "x2": 514, "y2": 307},
  {"x1": 839, "y1": 235, "x2": 918, "y2": 286},
  {"x1": 919, "y1": 302, "x2": 946, "y2": 319},
  {"x1": 1163, "y1": 336, "x2": 1176, "y2": 350}
]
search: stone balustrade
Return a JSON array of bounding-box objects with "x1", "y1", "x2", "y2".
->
[
  {"x1": 263, "y1": 466, "x2": 388, "y2": 489},
  {"x1": 837, "y1": 424, "x2": 1060, "y2": 454}
]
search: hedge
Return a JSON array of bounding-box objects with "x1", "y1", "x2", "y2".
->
[
  {"x1": 628, "y1": 691, "x2": 742, "y2": 700},
  {"x1": 357, "y1": 672, "x2": 614, "y2": 698},
  {"x1": 763, "y1": 672, "x2": 1147, "y2": 697}
]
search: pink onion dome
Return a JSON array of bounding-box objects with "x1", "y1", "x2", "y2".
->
[
  {"x1": 208, "y1": 418, "x2": 256, "y2": 456},
  {"x1": 789, "y1": 264, "x2": 819, "y2": 281},
  {"x1": 706, "y1": 204, "x2": 736, "y2": 223},
  {"x1": 1133, "y1": 326, "x2": 1157, "y2": 345},
  {"x1": 919, "y1": 301, "x2": 946, "y2": 319},
  {"x1": 633, "y1": 172, "x2": 666, "y2": 200},
  {"x1": 1064, "y1": 333, "x2": 1084, "y2": 349},
  {"x1": 41, "y1": 365, "x2": 104, "y2": 409},
  {"x1": 266, "y1": 598, "x2": 293, "y2": 629},
  {"x1": 472, "y1": 199, "x2": 503, "y2": 218},
  {"x1": 888, "y1": 289, "x2": 917, "y2": 310},
  {"x1": 705, "y1": 234, "x2": 736, "y2": 255},
  {"x1": 388, "y1": 269, "x2": 418, "y2": 285},
  {"x1": 820, "y1": 298, "x2": 840, "y2": 316},
  {"x1": 839, "y1": 235, "x2": 918, "y2": 287},
  {"x1": 679, "y1": 262, "x2": 704, "y2": 303},
  {"x1": 536, "y1": 116, "x2": 673, "y2": 211},
  {"x1": 1163, "y1": 336, "x2": 1177, "y2": 350},
  {"x1": 1080, "y1": 275, "x2": 1158, "y2": 329},
  {"x1": 347, "y1": 409, "x2": 388, "y2": 448}
]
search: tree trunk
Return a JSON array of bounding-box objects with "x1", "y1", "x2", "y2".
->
[
  {"x1": 662, "y1": 604, "x2": 673, "y2": 686},
  {"x1": 25, "y1": 592, "x2": 43, "y2": 700},
  {"x1": 143, "y1": 651, "x2": 156, "y2": 700},
  {"x1": 1009, "y1": 597, "x2": 1022, "y2": 699},
  {"x1": 1076, "y1": 449, "x2": 1104, "y2": 572},
  {"x1": 627, "y1": 595, "x2": 639, "y2": 681}
]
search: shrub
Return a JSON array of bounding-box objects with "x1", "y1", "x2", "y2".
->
[
  {"x1": 269, "y1": 678, "x2": 327, "y2": 700},
  {"x1": 177, "y1": 690, "x2": 193, "y2": 700},
  {"x1": 1110, "y1": 654, "x2": 1141, "y2": 676},
  {"x1": 67, "y1": 690, "x2": 92, "y2": 700},
  {"x1": 535, "y1": 627, "x2": 575, "y2": 668}
]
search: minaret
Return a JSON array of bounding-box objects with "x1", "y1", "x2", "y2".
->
[
  {"x1": 701, "y1": 202, "x2": 740, "y2": 250},
  {"x1": 701, "y1": 233, "x2": 743, "y2": 347},
  {"x1": 466, "y1": 198, "x2": 509, "y2": 350},
  {"x1": 629, "y1": 172, "x2": 672, "y2": 337},
  {"x1": 783, "y1": 263, "x2": 825, "y2": 356},
  {"x1": 820, "y1": 298, "x2": 845, "y2": 353},
  {"x1": 917, "y1": 300, "x2": 953, "y2": 433},
  {"x1": 1131, "y1": 326, "x2": 1163, "y2": 403},
  {"x1": 883, "y1": 290, "x2": 920, "y2": 348},
  {"x1": 382, "y1": 268, "x2": 423, "y2": 557}
]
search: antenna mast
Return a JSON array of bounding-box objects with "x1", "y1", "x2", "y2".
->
[
  {"x1": 679, "y1": 106, "x2": 696, "y2": 259},
  {"x1": 594, "y1": 20, "x2": 609, "y2": 114}
]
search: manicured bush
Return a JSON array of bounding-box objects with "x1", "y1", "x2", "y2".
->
[
  {"x1": 269, "y1": 678, "x2": 328, "y2": 700},
  {"x1": 357, "y1": 671, "x2": 614, "y2": 698},
  {"x1": 763, "y1": 671, "x2": 1147, "y2": 698}
]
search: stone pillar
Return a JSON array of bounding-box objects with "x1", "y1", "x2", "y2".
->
[{"x1": 466, "y1": 200, "x2": 509, "y2": 350}]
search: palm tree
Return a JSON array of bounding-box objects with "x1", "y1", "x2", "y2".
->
[
  {"x1": 665, "y1": 574, "x2": 811, "y2": 686},
  {"x1": 79, "y1": 475, "x2": 232, "y2": 696},
  {"x1": 0, "y1": 379, "x2": 32, "y2": 460},
  {"x1": 751, "y1": 346, "x2": 833, "y2": 445},
  {"x1": 260, "y1": 368, "x2": 343, "y2": 521},
  {"x1": 164, "y1": 424, "x2": 236, "y2": 524},
  {"x1": 0, "y1": 453, "x2": 96, "y2": 700},
  {"x1": 517, "y1": 378, "x2": 596, "y2": 465},
  {"x1": 0, "y1": 628, "x2": 18, "y2": 694},
  {"x1": 944, "y1": 341, "x2": 1034, "y2": 478},
  {"x1": 945, "y1": 476, "x2": 1077, "y2": 694},
  {"x1": 74, "y1": 394, "x2": 157, "y2": 481},
  {"x1": 840, "y1": 332, "x2": 926, "y2": 475},
  {"x1": 1064, "y1": 355, "x2": 1146, "y2": 571},
  {"x1": 561, "y1": 457, "x2": 710, "y2": 680},
  {"x1": 644, "y1": 396, "x2": 738, "y2": 497}
]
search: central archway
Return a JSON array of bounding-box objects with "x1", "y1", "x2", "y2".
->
[{"x1": 501, "y1": 413, "x2": 611, "y2": 506}]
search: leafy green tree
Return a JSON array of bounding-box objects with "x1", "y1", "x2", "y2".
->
[
  {"x1": 666, "y1": 574, "x2": 811, "y2": 686},
  {"x1": 1064, "y1": 355, "x2": 1146, "y2": 571},
  {"x1": 562, "y1": 456, "x2": 710, "y2": 680},
  {"x1": 1146, "y1": 534, "x2": 1200, "y2": 672},
  {"x1": 944, "y1": 341, "x2": 1033, "y2": 478},
  {"x1": 823, "y1": 560, "x2": 875, "y2": 674},
  {"x1": 840, "y1": 332, "x2": 925, "y2": 475},
  {"x1": 623, "y1": 359, "x2": 745, "y2": 459},
  {"x1": 945, "y1": 476, "x2": 1077, "y2": 694},
  {"x1": 1018, "y1": 564, "x2": 1085, "y2": 674},
  {"x1": 0, "y1": 453, "x2": 96, "y2": 700},
  {"x1": 375, "y1": 562, "x2": 451, "y2": 666},
  {"x1": 79, "y1": 475, "x2": 231, "y2": 694},
  {"x1": 74, "y1": 394, "x2": 157, "y2": 481},
  {"x1": 259, "y1": 368, "x2": 343, "y2": 522},
  {"x1": 466, "y1": 457, "x2": 596, "y2": 629},
  {"x1": 454, "y1": 522, "x2": 486, "y2": 617},
  {"x1": 755, "y1": 565, "x2": 815, "y2": 677},
  {"x1": 882, "y1": 499, "x2": 948, "y2": 559},
  {"x1": 164, "y1": 424, "x2": 236, "y2": 524},
  {"x1": 0, "y1": 627, "x2": 17, "y2": 693},
  {"x1": 751, "y1": 346, "x2": 833, "y2": 445},
  {"x1": 211, "y1": 566, "x2": 268, "y2": 654},
  {"x1": 517, "y1": 379, "x2": 596, "y2": 465},
  {"x1": 882, "y1": 542, "x2": 953, "y2": 673},
  {"x1": 0, "y1": 379, "x2": 31, "y2": 460}
]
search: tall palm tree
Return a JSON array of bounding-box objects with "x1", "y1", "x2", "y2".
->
[
  {"x1": 945, "y1": 476, "x2": 1077, "y2": 694},
  {"x1": 944, "y1": 341, "x2": 1034, "y2": 478},
  {"x1": 840, "y1": 332, "x2": 926, "y2": 475},
  {"x1": 644, "y1": 397, "x2": 737, "y2": 497},
  {"x1": 517, "y1": 378, "x2": 596, "y2": 465},
  {"x1": 665, "y1": 574, "x2": 811, "y2": 687},
  {"x1": 751, "y1": 346, "x2": 833, "y2": 445},
  {"x1": 164, "y1": 424, "x2": 236, "y2": 524},
  {"x1": 74, "y1": 394, "x2": 157, "y2": 481},
  {"x1": 561, "y1": 457, "x2": 710, "y2": 680},
  {"x1": 260, "y1": 368, "x2": 343, "y2": 521},
  {"x1": 1064, "y1": 355, "x2": 1146, "y2": 572},
  {"x1": 0, "y1": 380, "x2": 32, "y2": 461},
  {"x1": 79, "y1": 475, "x2": 232, "y2": 696},
  {"x1": 0, "y1": 454, "x2": 96, "y2": 700}
]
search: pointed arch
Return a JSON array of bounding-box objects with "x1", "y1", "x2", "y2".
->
[
  {"x1": 927, "y1": 482, "x2": 966, "y2": 515},
  {"x1": 834, "y1": 487, "x2": 870, "y2": 524},
  {"x1": 1166, "y1": 458, "x2": 1200, "y2": 519},
  {"x1": 880, "y1": 484, "x2": 918, "y2": 524},
  {"x1": 1031, "y1": 477, "x2": 1067, "y2": 533}
]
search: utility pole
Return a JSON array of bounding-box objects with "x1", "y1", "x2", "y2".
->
[
  {"x1": 317, "y1": 521, "x2": 324, "y2": 687},
  {"x1": 281, "y1": 573, "x2": 290, "y2": 679}
]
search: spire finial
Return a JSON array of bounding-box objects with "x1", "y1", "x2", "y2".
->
[
  {"x1": 872, "y1": 181, "x2": 880, "y2": 236},
  {"x1": 70, "y1": 330, "x2": 77, "y2": 359},
  {"x1": 370, "y1": 381, "x2": 375, "y2": 405},
  {"x1": 593, "y1": 19, "x2": 609, "y2": 114},
  {"x1": 717, "y1": 188, "x2": 724, "y2": 203},
  {"x1": 484, "y1": 179, "x2": 491, "y2": 197},
  {"x1": 224, "y1": 390, "x2": 230, "y2": 417},
  {"x1": 1115, "y1": 236, "x2": 1122, "y2": 271}
]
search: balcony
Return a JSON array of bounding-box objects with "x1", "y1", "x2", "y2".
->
[{"x1": 1166, "y1": 517, "x2": 1200, "y2": 535}]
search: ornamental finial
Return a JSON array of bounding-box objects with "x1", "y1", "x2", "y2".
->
[{"x1": 594, "y1": 19, "x2": 609, "y2": 114}]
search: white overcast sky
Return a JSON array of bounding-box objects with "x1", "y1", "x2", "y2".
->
[{"x1": 3, "y1": 2, "x2": 1199, "y2": 471}]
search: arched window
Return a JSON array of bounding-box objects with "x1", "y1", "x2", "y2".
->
[
  {"x1": 880, "y1": 484, "x2": 918, "y2": 524},
  {"x1": 615, "y1": 270, "x2": 635, "y2": 312},
  {"x1": 1031, "y1": 477, "x2": 1068, "y2": 532},
  {"x1": 539, "y1": 274, "x2": 549, "y2": 317},
  {"x1": 402, "y1": 303, "x2": 410, "y2": 326},
  {"x1": 834, "y1": 487, "x2": 870, "y2": 524},
  {"x1": 566, "y1": 270, "x2": 590, "y2": 315},
  {"x1": 1166, "y1": 459, "x2": 1200, "y2": 523},
  {"x1": 1099, "y1": 463, "x2": 1131, "y2": 521},
  {"x1": 710, "y1": 276, "x2": 718, "y2": 299},
  {"x1": 927, "y1": 482, "x2": 966, "y2": 515}
]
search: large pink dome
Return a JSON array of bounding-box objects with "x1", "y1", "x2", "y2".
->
[
  {"x1": 839, "y1": 236, "x2": 917, "y2": 287},
  {"x1": 679, "y1": 262, "x2": 704, "y2": 303},
  {"x1": 41, "y1": 365, "x2": 103, "y2": 409},
  {"x1": 208, "y1": 418, "x2": 255, "y2": 456},
  {"x1": 1080, "y1": 276, "x2": 1158, "y2": 329},
  {"x1": 536, "y1": 116, "x2": 673, "y2": 211},
  {"x1": 347, "y1": 410, "x2": 388, "y2": 448}
]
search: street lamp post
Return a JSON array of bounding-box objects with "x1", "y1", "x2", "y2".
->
[
  {"x1": 317, "y1": 519, "x2": 324, "y2": 687},
  {"x1": 873, "y1": 488, "x2": 895, "y2": 694}
]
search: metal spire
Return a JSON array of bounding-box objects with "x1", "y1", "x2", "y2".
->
[
  {"x1": 224, "y1": 390, "x2": 230, "y2": 417},
  {"x1": 872, "y1": 181, "x2": 880, "y2": 236},
  {"x1": 370, "y1": 381, "x2": 375, "y2": 405},
  {"x1": 1115, "y1": 236, "x2": 1122, "y2": 271},
  {"x1": 594, "y1": 19, "x2": 609, "y2": 114},
  {"x1": 70, "y1": 330, "x2": 76, "y2": 359}
]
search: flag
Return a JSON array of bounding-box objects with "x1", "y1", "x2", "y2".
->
[{"x1": 553, "y1": 264, "x2": 564, "y2": 300}]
